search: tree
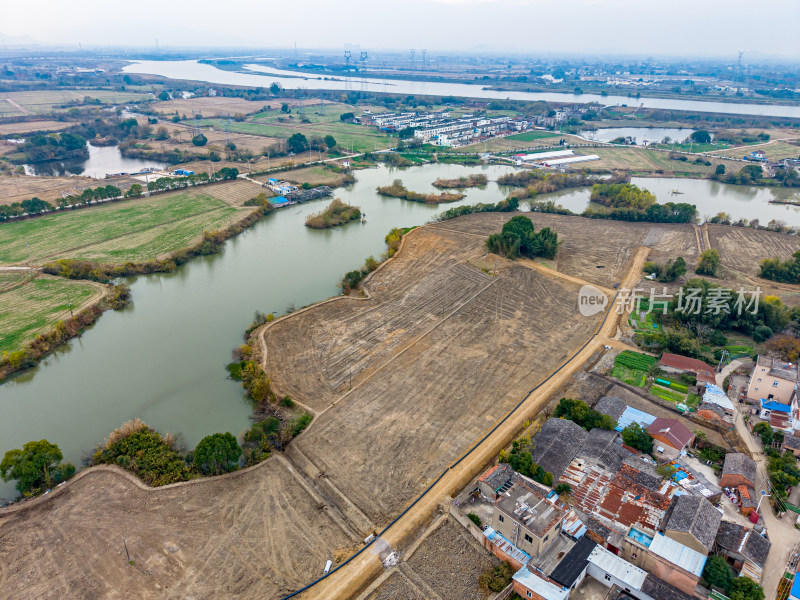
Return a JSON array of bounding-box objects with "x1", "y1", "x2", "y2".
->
[
  {"x1": 702, "y1": 555, "x2": 734, "y2": 592},
  {"x1": 753, "y1": 422, "x2": 774, "y2": 447},
  {"x1": 280, "y1": 103, "x2": 290, "y2": 113},
  {"x1": 339, "y1": 112, "x2": 355, "y2": 122},
  {"x1": 715, "y1": 164, "x2": 726, "y2": 176},
  {"x1": 690, "y1": 130, "x2": 711, "y2": 144},
  {"x1": 696, "y1": 249, "x2": 720, "y2": 276},
  {"x1": 765, "y1": 334, "x2": 800, "y2": 362},
  {"x1": 269, "y1": 82, "x2": 282, "y2": 95},
  {"x1": 728, "y1": 577, "x2": 764, "y2": 600},
  {"x1": 554, "y1": 482, "x2": 572, "y2": 495},
  {"x1": 621, "y1": 423, "x2": 653, "y2": 453},
  {"x1": 287, "y1": 132, "x2": 309, "y2": 154},
  {"x1": 324, "y1": 135, "x2": 337, "y2": 149},
  {"x1": 193, "y1": 433, "x2": 242, "y2": 475},
  {"x1": 158, "y1": 91, "x2": 170, "y2": 101},
  {"x1": 191, "y1": 133, "x2": 208, "y2": 147},
  {"x1": 155, "y1": 127, "x2": 169, "y2": 141},
  {"x1": 1, "y1": 440, "x2": 75, "y2": 496}
]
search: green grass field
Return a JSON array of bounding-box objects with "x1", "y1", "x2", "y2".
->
[
  {"x1": 574, "y1": 147, "x2": 745, "y2": 175},
  {"x1": 505, "y1": 130, "x2": 559, "y2": 142},
  {"x1": 197, "y1": 103, "x2": 396, "y2": 153},
  {"x1": 611, "y1": 364, "x2": 647, "y2": 387},
  {"x1": 650, "y1": 384, "x2": 686, "y2": 403},
  {"x1": 0, "y1": 275, "x2": 101, "y2": 353},
  {"x1": 0, "y1": 190, "x2": 242, "y2": 266}
]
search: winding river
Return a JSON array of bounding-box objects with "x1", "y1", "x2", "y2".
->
[
  {"x1": 122, "y1": 60, "x2": 800, "y2": 119},
  {"x1": 2, "y1": 162, "x2": 800, "y2": 499}
]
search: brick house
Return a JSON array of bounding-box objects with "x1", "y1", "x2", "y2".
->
[
  {"x1": 720, "y1": 453, "x2": 757, "y2": 489},
  {"x1": 660, "y1": 495, "x2": 721, "y2": 556}
]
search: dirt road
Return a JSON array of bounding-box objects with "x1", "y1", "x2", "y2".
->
[{"x1": 298, "y1": 246, "x2": 649, "y2": 599}]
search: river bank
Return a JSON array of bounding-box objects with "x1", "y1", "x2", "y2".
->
[{"x1": 2, "y1": 161, "x2": 800, "y2": 501}]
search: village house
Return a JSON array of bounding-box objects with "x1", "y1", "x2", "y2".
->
[
  {"x1": 646, "y1": 417, "x2": 695, "y2": 457},
  {"x1": 783, "y1": 434, "x2": 800, "y2": 458},
  {"x1": 659, "y1": 494, "x2": 721, "y2": 555},
  {"x1": 720, "y1": 452, "x2": 757, "y2": 489},
  {"x1": 699, "y1": 383, "x2": 736, "y2": 424},
  {"x1": 720, "y1": 453, "x2": 759, "y2": 516},
  {"x1": 512, "y1": 566, "x2": 569, "y2": 600},
  {"x1": 659, "y1": 353, "x2": 717, "y2": 387},
  {"x1": 490, "y1": 479, "x2": 568, "y2": 559},
  {"x1": 548, "y1": 536, "x2": 597, "y2": 591},
  {"x1": 747, "y1": 355, "x2": 799, "y2": 410},
  {"x1": 714, "y1": 520, "x2": 771, "y2": 583}
]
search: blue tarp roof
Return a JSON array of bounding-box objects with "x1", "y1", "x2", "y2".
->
[
  {"x1": 790, "y1": 573, "x2": 800, "y2": 600},
  {"x1": 615, "y1": 406, "x2": 657, "y2": 432},
  {"x1": 762, "y1": 400, "x2": 791, "y2": 413}
]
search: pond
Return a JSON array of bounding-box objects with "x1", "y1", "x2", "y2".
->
[
  {"x1": 537, "y1": 177, "x2": 800, "y2": 224},
  {"x1": 2, "y1": 162, "x2": 798, "y2": 499},
  {"x1": 577, "y1": 127, "x2": 696, "y2": 144},
  {"x1": 24, "y1": 143, "x2": 164, "y2": 178}
]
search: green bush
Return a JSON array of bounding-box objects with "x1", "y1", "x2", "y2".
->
[
  {"x1": 467, "y1": 512, "x2": 482, "y2": 527},
  {"x1": 193, "y1": 432, "x2": 242, "y2": 475},
  {"x1": 93, "y1": 425, "x2": 193, "y2": 487},
  {"x1": 0, "y1": 439, "x2": 75, "y2": 496}
]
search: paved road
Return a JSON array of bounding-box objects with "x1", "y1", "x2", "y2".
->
[{"x1": 734, "y1": 408, "x2": 800, "y2": 598}]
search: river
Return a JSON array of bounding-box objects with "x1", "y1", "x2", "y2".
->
[
  {"x1": 24, "y1": 143, "x2": 165, "y2": 178},
  {"x1": 122, "y1": 60, "x2": 800, "y2": 119},
  {"x1": 2, "y1": 163, "x2": 799, "y2": 500}
]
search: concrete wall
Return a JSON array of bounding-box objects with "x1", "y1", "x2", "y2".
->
[{"x1": 649, "y1": 555, "x2": 700, "y2": 595}]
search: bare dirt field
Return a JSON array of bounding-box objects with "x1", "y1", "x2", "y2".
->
[
  {"x1": 365, "y1": 571, "x2": 426, "y2": 600},
  {"x1": 154, "y1": 121, "x2": 281, "y2": 155},
  {"x1": 151, "y1": 97, "x2": 329, "y2": 118},
  {"x1": 404, "y1": 519, "x2": 496, "y2": 600},
  {"x1": 265, "y1": 220, "x2": 605, "y2": 527},
  {"x1": 0, "y1": 459, "x2": 357, "y2": 600},
  {"x1": 572, "y1": 147, "x2": 745, "y2": 176},
  {"x1": 0, "y1": 120, "x2": 73, "y2": 136},
  {"x1": 5, "y1": 213, "x2": 791, "y2": 599},
  {"x1": 707, "y1": 224, "x2": 800, "y2": 277},
  {"x1": 260, "y1": 165, "x2": 352, "y2": 187},
  {"x1": 429, "y1": 212, "x2": 698, "y2": 289},
  {"x1": 0, "y1": 174, "x2": 97, "y2": 206}
]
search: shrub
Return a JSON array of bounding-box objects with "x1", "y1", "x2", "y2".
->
[
  {"x1": 467, "y1": 512, "x2": 482, "y2": 527},
  {"x1": 621, "y1": 423, "x2": 654, "y2": 453},
  {"x1": 478, "y1": 563, "x2": 514, "y2": 593},
  {"x1": 702, "y1": 555, "x2": 734, "y2": 592},
  {"x1": 193, "y1": 432, "x2": 242, "y2": 475},
  {"x1": 93, "y1": 421, "x2": 193, "y2": 486},
  {"x1": 191, "y1": 133, "x2": 208, "y2": 146}
]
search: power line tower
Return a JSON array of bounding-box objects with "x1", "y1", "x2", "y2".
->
[
  {"x1": 421, "y1": 49, "x2": 428, "y2": 70},
  {"x1": 735, "y1": 51, "x2": 745, "y2": 94},
  {"x1": 360, "y1": 52, "x2": 368, "y2": 92},
  {"x1": 410, "y1": 49, "x2": 415, "y2": 68},
  {"x1": 344, "y1": 50, "x2": 352, "y2": 71}
]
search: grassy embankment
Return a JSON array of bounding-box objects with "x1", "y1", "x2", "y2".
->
[
  {"x1": 305, "y1": 199, "x2": 361, "y2": 229},
  {"x1": 377, "y1": 179, "x2": 465, "y2": 204}
]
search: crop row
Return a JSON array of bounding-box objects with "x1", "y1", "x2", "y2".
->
[{"x1": 615, "y1": 350, "x2": 657, "y2": 371}]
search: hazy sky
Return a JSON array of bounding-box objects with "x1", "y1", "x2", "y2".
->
[{"x1": 3, "y1": 0, "x2": 800, "y2": 60}]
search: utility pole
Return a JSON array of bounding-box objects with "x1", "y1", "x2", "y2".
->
[{"x1": 122, "y1": 537, "x2": 131, "y2": 563}]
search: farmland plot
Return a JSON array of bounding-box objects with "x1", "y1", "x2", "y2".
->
[
  {"x1": 0, "y1": 186, "x2": 249, "y2": 265},
  {"x1": 0, "y1": 274, "x2": 104, "y2": 353},
  {"x1": 263, "y1": 218, "x2": 604, "y2": 526}
]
